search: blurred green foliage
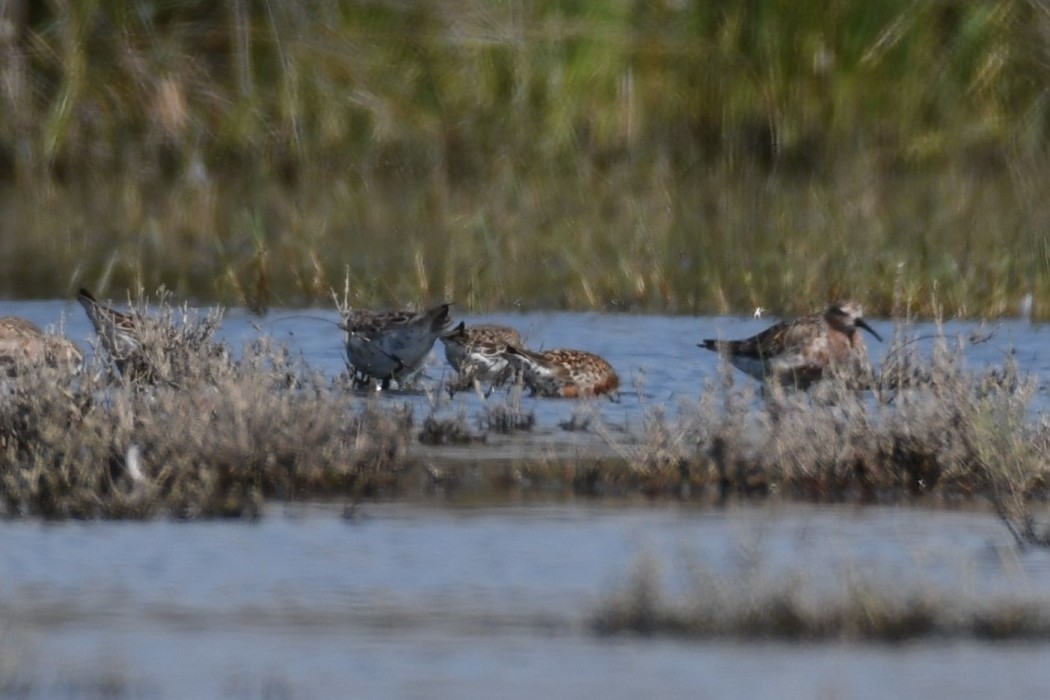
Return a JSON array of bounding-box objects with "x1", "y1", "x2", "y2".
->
[{"x1": 1, "y1": 0, "x2": 1049, "y2": 316}]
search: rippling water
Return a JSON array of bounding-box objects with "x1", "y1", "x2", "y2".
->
[{"x1": 4, "y1": 300, "x2": 1050, "y2": 698}]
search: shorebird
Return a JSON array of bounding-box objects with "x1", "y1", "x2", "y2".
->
[
  {"x1": 699, "y1": 301, "x2": 882, "y2": 389},
  {"x1": 440, "y1": 322, "x2": 523, "y2": 396},
  {"x1": 341, "y1": 303, "x2": 454, "y2": 389},
  {"x1": 0, "y1": 316, "x2": 82, "y2": 377},
  {"x1": 77, "y1": 288, "x2": 143, "y2": 374},
  {"x1": 504, "y1": 346, "x2": 620, "y2": 399}
]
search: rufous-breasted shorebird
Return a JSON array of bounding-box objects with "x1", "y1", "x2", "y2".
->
[
  {"x1": 699, "y1": 301, "x2": 882, "y2": 389},
  {"x1": 504, "y1": 346, "x2": 619, "y2": 399}
]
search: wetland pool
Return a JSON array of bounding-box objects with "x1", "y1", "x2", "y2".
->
[
  {"x1": 3, "y1": 300, "x2": 1050, "y2": 698},
  {"x1": 3, "y1": 502, "x2": 1050, "y2": 699}
]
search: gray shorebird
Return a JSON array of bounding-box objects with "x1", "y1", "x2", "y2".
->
[
  {"x1": 77, "y1": 288, "x2": 143, "y2": 374},
  {"x1": 699, "y1": 301, "x2": 882, "y2": 389},
  {"x1": 0, "y1": 316, "x2": 82, "y2": 377},
  {"x1": 504, "y1": 346, "x2": 620, "y2": 399},
  {"x1": 440, "y1": 322, "x2": 523, "y2": 396},
  {"x1": 341, "y1": 303, "x2": 454, "y2": 389}
]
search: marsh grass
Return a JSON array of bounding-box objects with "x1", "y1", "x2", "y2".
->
[
  {"x1": 0, "y1": 313, "x2": 414, "y2": 518},
  {"x1": 593, "y1": 554, "x2": 1050, "y2": 642},
  {"x1": 86, "y1": 288, "x2": 231, "y2": 386},
  {"x1": 3, "y1": 1, "x2": 1050, "y2": 316},
  {"x1": 419, "y1": 413, "x2": 479, "y2": 446},
  {"x1": 476, "y1": 396, "x2": 536, "y2": 434}
]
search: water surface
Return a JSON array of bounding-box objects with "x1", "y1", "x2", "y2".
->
[{"x1": 2, "y1": 503, "x2": 1050, "y2": 699}]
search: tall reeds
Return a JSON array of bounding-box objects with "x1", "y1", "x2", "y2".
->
[{"x1": 1, "y1": 1, "x2": 1049, "y2": 314}]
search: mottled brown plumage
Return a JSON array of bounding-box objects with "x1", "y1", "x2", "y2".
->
[
  {"x1": 0, "y1": 316, "x2": 82, "y2": 377},
  {"x1": 77, "y1": 288, "x2": 142, "y2": 372},
  {"x1": 700, "y1": 301, "x2": 881, "y2": 388},
  {"x1": 440, "y1": 322, "x2": 523, "y2": 395},
  {"x1": 504, "y1": 346, "x2": 619, "y2": 398}
]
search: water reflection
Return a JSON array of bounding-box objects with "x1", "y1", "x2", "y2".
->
[{"x1": 1, "y1": 503, "x2": 1050, "y2": 698}]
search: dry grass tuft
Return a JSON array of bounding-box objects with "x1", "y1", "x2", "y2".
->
[
  {"x1": 477, "y1": 400, "x2": 536, "y2": 434},
  {"x1": 593, "y1": 556, "x2": 1050, "y2": 642},
  {"x1": 0, "y1": 300, "x2": 414, "y2": 518},
  {"x1": 419, "y1": 414, "x2": 480, "y2": 446}
]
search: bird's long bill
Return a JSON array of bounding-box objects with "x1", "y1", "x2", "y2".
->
[{"x1": 855, "y1": 318, "x2": 883, "y2": 343}]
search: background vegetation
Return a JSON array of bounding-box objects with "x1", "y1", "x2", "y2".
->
[{"x1": 2, "y1": 0, "x2": 1050, "y2": 316}]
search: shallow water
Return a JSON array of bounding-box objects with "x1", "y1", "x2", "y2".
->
[
  {"x1": 7, "y1": 299, "x2": 1050, "y2": 445},
  {"x1": 5, "y1": 300, "x2": 1050, "y2": 698},
  {"x1": 3, "y1": 503, "x2": 1050, "y2": 699}
]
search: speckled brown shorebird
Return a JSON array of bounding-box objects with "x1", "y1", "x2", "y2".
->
[
  {"x1": 699, "y1": 300, "x2": 882, "y2": 389},
  {"x1": 0, "y1": 316, "x2": 82, "y2": 377},
  {"x1": 341, "y1": 303, "x2": 454, "y2": 389},
  {"x1": 77, "y1": 288, "x2": 143, "y2": 373},
  {"x1": 504, "y1": 346, "x2": 619, "y2": 399},
  {"x1": 440, "y1": 322, "x2": 523, "y2": 396}
]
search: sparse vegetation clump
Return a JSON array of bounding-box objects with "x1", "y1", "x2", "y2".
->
[
  {"x1": 478, "y1": 402, "x2": 536, "y2": 434},
  {"x1": 419, "y1": 414, "x2": 479, "y2": 446},
  {"x1": 593, "y1": 556, "x2": 1050, "y2": 642},
  {"x1": 81, "y1": 289, "x2": 231, "y2": 387},
  {"x1": 0, "y1": 303, "x2": 414, "y2": 519}
]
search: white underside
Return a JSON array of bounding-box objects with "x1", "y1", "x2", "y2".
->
[{"x1": 466, "y1": 353, "x2": 511, "y2": 382}]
